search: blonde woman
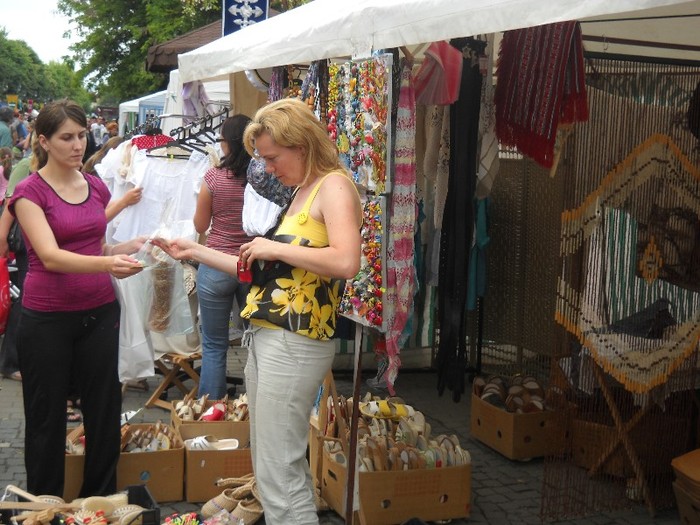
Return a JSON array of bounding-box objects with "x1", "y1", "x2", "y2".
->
[{"x1": 156, "y1": 98, "x2": 362, "y2": 524}]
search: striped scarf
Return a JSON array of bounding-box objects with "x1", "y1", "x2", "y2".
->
[{"x1": 495, "y1": 21, "x2": 588, "y2": 168}]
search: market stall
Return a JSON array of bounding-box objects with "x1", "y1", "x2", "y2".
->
[{"x1": 168, "y1": 0, "x2": 700, "y2": 522}]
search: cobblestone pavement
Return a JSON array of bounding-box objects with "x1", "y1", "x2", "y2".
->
[{"x1": 0, "y1": 351, "x2": 682, "y2": 525}]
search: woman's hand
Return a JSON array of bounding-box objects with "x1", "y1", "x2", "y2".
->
[
  {"x1": 238, "y1": 237, "x2": 279, "y2": 268},
  {"x1": 123, "y1": 187, "x2": 143, "y2": 207},
  {"x1": 108, "y1": 254, "x2": 144, "y2": 279},
  {"x1": 123, "y1": 235, "x2": 148, "y2": 256},
  {"x1": 152, "y1": 237, "x2": 198, "y2": 261}
]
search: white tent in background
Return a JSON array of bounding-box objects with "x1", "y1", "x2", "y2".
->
[
  {"x1": 160, "y1": 69, "x2": 231, "y2": 136},
  {"x1": 178, "y1": 0, "x2": 700, "y2": 83},
  {"x1": 118, "y1": 90, "x2": 167, "y2": 136}
]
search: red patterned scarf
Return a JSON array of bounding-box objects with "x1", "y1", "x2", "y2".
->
[{"x1": 495, "y1": 21, "x2": 588, "y2": 168}]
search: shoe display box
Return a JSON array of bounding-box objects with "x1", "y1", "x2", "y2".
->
[
  {"x1": 177, "y1": 422, "x2": 253, "y2": 503},
  {"x1": 320, "y1": 448, "x2": 471, "y2": 525},
  {"x1": 64, "y1": 424, "x2": 185, "y2": 503},
  {"x1": 470, "y1": 393, "x2": 572, "y2": 460},
  {"x1": 170, "y1": 399, "x2": 243, "y2": 434},
  {"x1": 673, "y1": 480, "x2": 700, "y2": 524},
  {"x1": 309, "y1": 414, "x2": 322, "y2": 489}
]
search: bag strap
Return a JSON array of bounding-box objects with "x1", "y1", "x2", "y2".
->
[{"x1": 263, "y1": 187, "x2": 297, "y2": 239}]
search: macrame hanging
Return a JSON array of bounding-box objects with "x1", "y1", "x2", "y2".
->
[{"x1": 542, "y1": 54, "x2": 700, "y2": 521}]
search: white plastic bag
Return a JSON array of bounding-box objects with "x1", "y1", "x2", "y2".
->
[{"x1": 242, "y1": 184, "x2": 283, "y2": 236}]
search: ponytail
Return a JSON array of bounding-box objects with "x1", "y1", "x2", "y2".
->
[{"x1": 31, "y1": 133, "x2": 47, "y2": 171}]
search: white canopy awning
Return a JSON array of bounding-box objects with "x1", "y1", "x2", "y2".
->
[
  {"x1": 179, "y1": 0, "x2": 699, "y2": 83},
  {"x1": 118, "y1": 90, "x2": 167, "y2": 136}
]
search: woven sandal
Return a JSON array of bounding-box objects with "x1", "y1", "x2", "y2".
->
[
  {"x1": 230, "y1": 481, "x2": 263, "y2": 525},
  {"x1": 215, "y1": 473, "x2": 254, "y2": 488},
  {"x1": 201, "y1": 488, "x2": 240, "y2": 518}
]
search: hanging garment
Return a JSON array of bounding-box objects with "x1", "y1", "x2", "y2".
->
[
  {"x1": 436, "y1": 38, "x2": 483, "y2": 402},
  {"x1": 495, "y1": 21, "x2": 588, "y2": 168},
  {"x1": 413, "y1": 41, "x2": 464, "y2": 106},
  {"x1": 112, "y1": 150, "x2": 210, "y2": 242},
  {"x1": 383, "y1": 60, "x2": 418, "y2": 394},
  {"x1": 131, "y1": 133, "x2": 175, "y2": 150}
]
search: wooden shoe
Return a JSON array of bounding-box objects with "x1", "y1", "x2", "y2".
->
[
  {"x1": 396, "y1": 419, "x2": 417, "y2": 447},
  {"x1": 367, "y1": 436, "x2": 388, "y2": 471}
]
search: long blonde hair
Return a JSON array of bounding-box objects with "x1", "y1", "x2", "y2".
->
[{"x1": 243, "y1": 98, "x2": 346, "y2": 186}]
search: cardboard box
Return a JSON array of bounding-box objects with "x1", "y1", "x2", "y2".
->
[
  {"x1": 674, "y1": 480, "x2": 700, "y2": 525},
  {"x1": 470, "y1": 393, "x2": 570, "y2": 460},
  {"x1": 320, "y1": 448, "x2": 471, "y2": 525},
  {"x1": 309, "y1": 415, "x2": 322, "y2": 488},
  {"x1": 170, "y1": 399, "x2": 245, "y2": 434},
  {"x1": 178, "y1": 422, "x2": 253, "y2": 503},
  {"x1": 571, "y1": 415, "x2": 688, "y2": 479},
  {"x1": 64, "y1": 424, "x2": 185, "y2": 503},
  {"x1": 569, "y1": 418, "x2": 629, "y2": 478}
]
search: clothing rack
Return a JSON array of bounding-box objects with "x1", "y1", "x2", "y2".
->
[
  {"x1": 169, "y1": 107, "x2": 230, "y2": 142},
  {"x1": 123, "y1": 113, "x2": 190, "y2": 140},
  {"x1": 143, "y1": 107, "x2": 231, "y2": 158}
]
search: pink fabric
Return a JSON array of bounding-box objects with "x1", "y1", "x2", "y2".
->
[
  {"x1": 384, "y1": 61, "x2": 417, "y2": 394},
  {"x1": 9, "y1": 173, "x2": 115, "y2": 311},
  {"x1": 131, "y1": 134, "x2": 174, "y2": 150},
  {"x1": 414, "y1": 41, "x2": 463, "y2": 106}
]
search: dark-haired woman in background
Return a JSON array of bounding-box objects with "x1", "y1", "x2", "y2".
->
[{"x1": 194, "y1": 114, "x2": 254, "y2": 399}]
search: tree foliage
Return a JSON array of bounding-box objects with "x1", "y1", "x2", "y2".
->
[
  {"x1": 0, "y1": 28, "x2": 90, "y2": 108},
  {"x1": 57, "y1": 0, "x2": 220, "y2": 102}
]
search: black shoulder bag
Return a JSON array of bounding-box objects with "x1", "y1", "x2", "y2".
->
[{"x1": 7, "y1": 220, "x2": 23, "y2": 253}]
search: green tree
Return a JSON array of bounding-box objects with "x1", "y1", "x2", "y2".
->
[
  {"x1": 0, "y1": 29, "x2": 48, "y2": 101},
  {"x1": 44, "y1": 62, "x2": 92, "y2": 109},
  {"x1": 0, "y1": 28, "x2": 91, "y2": 108},
  {"x1": 57, "y1": 0, "x2": 220, "y2": 102}
]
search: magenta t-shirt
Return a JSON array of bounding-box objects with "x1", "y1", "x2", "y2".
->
[{"x1": 9, "y1": 172, "x2": 116, "y2": 312}]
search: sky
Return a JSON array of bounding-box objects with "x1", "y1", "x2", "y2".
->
[{"x1": 2, "y1": 0, "x2": 77, "y2": 64}]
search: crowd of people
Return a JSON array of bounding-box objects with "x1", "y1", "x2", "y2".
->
[{"x1": 0, "y1": 97, "x2": 362, "y2": 525}]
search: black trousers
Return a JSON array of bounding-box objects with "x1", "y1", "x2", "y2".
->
[{"x1": 18, "y1": 300, "x2": 122, "y2": 498}]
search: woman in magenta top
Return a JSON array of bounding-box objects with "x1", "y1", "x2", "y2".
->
[
  {"x1": 193, "y1": 114, "x2": 254, "y2": 399},
  {"x1": 9, "y1": 99, "x2": 144, "y2": 498}
]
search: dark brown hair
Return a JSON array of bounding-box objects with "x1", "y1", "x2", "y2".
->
[
  {"x1": 218, "y1": 114, "x2": 252, "y2": 179},
  {"x1": 31, "y1": 99, "x2": 87, "y2": 171}
]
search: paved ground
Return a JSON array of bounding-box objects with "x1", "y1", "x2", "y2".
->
[{"x1": 0, "y1": 349, "x2": 683, "y2": 525}]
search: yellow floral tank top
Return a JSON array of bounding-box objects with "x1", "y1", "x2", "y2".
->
[{"x1": 240, "y1": 173, "x2": 345, "y2": 340}]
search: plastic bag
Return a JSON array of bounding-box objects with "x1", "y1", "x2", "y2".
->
[
  {"x1": 242, "y1": 183, "x2": 283, "y2": 237},
  {"x1": 0, "y1": 258, "x2": 10, "y2": 335},
  {"x1": 114, "y1": 220, "x2": 198, "y2": 382}
]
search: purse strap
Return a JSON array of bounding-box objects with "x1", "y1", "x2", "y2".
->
[{"x1": 263, "y1": 187, "x2": 298, "y2": 239}]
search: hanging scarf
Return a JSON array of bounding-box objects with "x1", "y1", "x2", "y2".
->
[
  {"x1": 495, "y1": 21, "x2": 588, "y2": 168},
  {"x1": 383, "y1": 60, "x2": 417, "y2": 394}
]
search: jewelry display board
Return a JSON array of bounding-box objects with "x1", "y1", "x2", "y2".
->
[
  {"x1": 328, "y1": 54, "x2": 393, "y2": 332},
  {"x1": 338, "y1": 195, "x2": 387, "y2": 330}
]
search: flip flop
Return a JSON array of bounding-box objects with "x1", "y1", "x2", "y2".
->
[
  {"x1": 183, "y1": 435, "x2": 239, "y2": 450},
  {"x1": 359, "y1": 400, "x2": 415, "y2": 420},
  {"x1": 67, "y1": 407, "x2": 82, "y2": 423}
]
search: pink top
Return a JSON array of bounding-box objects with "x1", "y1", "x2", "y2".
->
[
  {"x1": 9, "y1": 172, "x2": 115, "y2": 312},
  {"x1": 203, "y1": 166, "x2": 252, "y2": 256}
]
